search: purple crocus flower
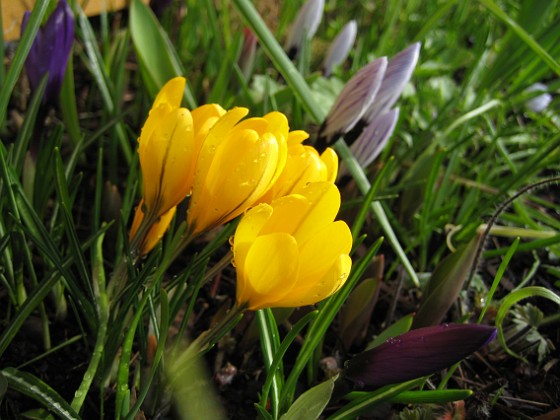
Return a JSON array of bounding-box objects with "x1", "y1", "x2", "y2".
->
[
  {"x1": 317, "y1": 57, "x2": 387, "y2": 150},
  {"x1": 285, "y1": 0, "x2": 324, "y2": 59},
  {"x1": 322, "y1": 20, "x2": 357, "y2": 77},
  {"x1": 21, "y1": 0, "x2": 74, "y2": 105},
  {"x1": 343, "y1": 323, "x2": 497, "y2": 389}
]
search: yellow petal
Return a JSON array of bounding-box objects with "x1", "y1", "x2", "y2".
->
[
  {"x1": 152, "y1": 77, "x2": 185, "y2": 109},
  {"x1": 297, "y1": 220, "x2": 353, "y2": 282},
  {"x1": 140, "y1": 206, "x2": 177, "y2": 254},
  {"x1": 237, "y1": 233, "x2": 299, "y2": 310},
  {"x1": 321, "y1": 148, "x2": 339, "y2": 183},
  {"x1": 191, "y1": 104, "x2": 226, "y2": 147},
  {"x1": 189, "y1": 125, "x2": 280, "y2": 233},
  {"x1": 292, "y1": 182, "x2": 341, "y2": 244},
  {"x1": 139, "y1": 107, "x2": 194, "y2": 215},
  {"x1": 276, "y1": 254, "x2": 352, "y2": 307},
  {"x1": 287, "y1": 130, "x2": 310, "y2": 146},
  {"x1": 233, "y1": 203, "x2": 274, "y2": 283},
  {"x1": 259, "y1": 194, "x2": 309, "y2": 236}
]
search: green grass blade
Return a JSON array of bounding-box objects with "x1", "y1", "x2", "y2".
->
[
  {"x1": 495, "y1": 286, "x2": 560, "y2": 362},
  {"x1": 478, "y1": 0, "x2": 560, "y2": 76},
  {"x1": 2, "y1": 367, "x2": 79, "y2": 420}
]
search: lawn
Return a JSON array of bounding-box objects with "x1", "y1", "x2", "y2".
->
[{"x1": 0, "y1": 0, "x2": 559, "y2": 418}]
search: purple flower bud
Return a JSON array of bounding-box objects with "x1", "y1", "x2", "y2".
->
[
  {"x1": 351, "y1": 108, "x2": 399, "y2": 168},
  {"x1": 21, "y1": 0, "x2": 74, "y2": 105},
  {"x1": 343, "y1": 323, "x2": 497, "y2": 389},
  {"x1": 363, "y1": 42, "x2": 420, "y2": 123},
  {"x1": 525, "y1": 83, "x2": 552, "y2": 113},
  {"x1": 322, "y1": 20, "x2": 357, "y2": 77},
  {"x1": 285, "y1": 0, "x2": 325, "y2": 59},
  {"x1": 318, "y1": 57, "x2": 387, "y2": 148}
]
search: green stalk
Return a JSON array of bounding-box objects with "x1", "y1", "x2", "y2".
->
[
  {"x1": 71, "y1": 231, "x2": 108, "y2": 412},
  {"x1": 232, "y1": 0, "x2": 419, "y2": 287}
]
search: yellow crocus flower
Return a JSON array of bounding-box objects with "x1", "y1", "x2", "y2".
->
[
  {"x1": 138, "y1": 77, "x2": 196, "y2": 217},
  {"x1": 260, "y1": 130, "x2": 338, "y2": 203},
  {"x1": 233, "y1": 182, "x2": 352, "y2": 310},
  {"x1": 186, "y1": 108, "x2": 289, "y2": 235},
  {"x1": 130, "y1": 78, "x2": 226, "y2": 254}
]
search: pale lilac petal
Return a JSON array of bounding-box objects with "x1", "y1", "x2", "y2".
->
[
  {"x1": 285, "y1": 0, "x2": 325, "y2": 57},
  {"x1": 322, "y1": 20, "x2": 357, "y2": 77},
  {"x1": 363, "y1": 43, "x2": 420, "y2": 123},
  {"x1": 351, "y1": 108, "x2": 399, "y2": 167},
  {"x1": 344, "y1": 323, "x2": 497, "y2": 389},
  {"x1": 319, "y1": 57, "x2": 387, "y2": 143},
  {"x1": 525, "y1": 83, "x2": 552, "y2": 113}
]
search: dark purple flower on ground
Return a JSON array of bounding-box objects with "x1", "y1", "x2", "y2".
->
[
  {"x1": 21, "y1": 0, "x2": 74, "y2": 105},
  {"x1": 343, "y1": 323, "x2": 497, "y2": 389}
]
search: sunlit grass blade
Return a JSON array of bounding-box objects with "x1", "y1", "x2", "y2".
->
[
  {"x1": 2, "y1": 367, "x2": 80, "y2": 420},
  {"x1": 257, "y1": 308, "x2": 283, "y2": 419}
]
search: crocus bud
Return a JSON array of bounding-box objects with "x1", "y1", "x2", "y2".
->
[
  {"x1": 317, "y1": 58, "x2": 388, "y2": 149},
  {"x1": 350, "y1": 108, "x2": 399, "y2": 168},
  {"x1": 239, "y1": 28, "x2": 258, "y2": 79},
  {"x1": 233, "y1": 182, "x2": 352, "y2": 310},
  {"x1": 322, "y1": 20, "x2": 357, "y2": 77},
  {"x1": 363, "y1": 42, "x2": 420, "y2": 123},
  {"x1": 524, "y1": 83, "x2": 552, "y2": 113},
  {"x1": 284, "y1": 0, "x2": 325, "y2": 59},
  {"x1": 343, "y1": 323, "x2": 497, "y2": 389},
  {"x1": 21, "y1": 0, "x2": 74, "y2": 105},
  {"x1": 186, "y1": 109, "x2": 288, "y2": 236}
]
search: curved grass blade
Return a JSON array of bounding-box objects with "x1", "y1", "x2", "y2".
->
[
  {"x1": 495, "y1": 286, "x2": 560, "y2": 362},
  {"x1": 2, "y1": 367, "x2": 80, "y2": 420}
]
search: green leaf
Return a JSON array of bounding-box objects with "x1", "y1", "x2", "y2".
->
[
  {"x1": 389, "y1": 389, "x2": 473, "y2": 404},
  {"x1": 280, "y1": 376, "x2": 337, "y2": 420},
  {"x1": 129, "y1": 0, "x2": 196, "y2": 107},
  {"x1": 2, "y1": 368, "x2": 80, "y2": 420},
  {"x1": 413, "y1": 231, "x2": 483, "y2": 328},
  {"x1": 0, "y1": 370, "x2": 7, "y2": 402},
  {"x1": 328, "y1": 377, "x2": 427, "y2": 420},
  {"x1": 495, "y1": 286, "x2": 560, "y2": 362},
  {"x1": 366, "y1": 314, "x2": 414, "y2": 351},
  {"x1": 339, "y1": 278, "x2": 380, "y2": 348}
]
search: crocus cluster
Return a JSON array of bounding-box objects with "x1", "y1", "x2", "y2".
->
[
  {"x1": 131, "y1": 77, "x2": 351, "y2": 309},
  {"x1": 21, "y1": 0, "x2": 74, "y2": 105}
]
